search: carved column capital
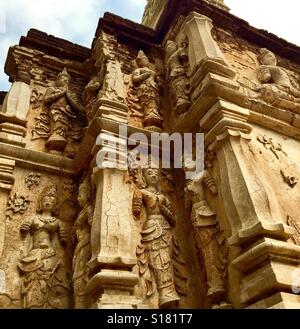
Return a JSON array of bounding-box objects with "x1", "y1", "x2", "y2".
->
[
  {"x1": 183, "y1": 12, "x2": 234, "y2": 78},
  {"x1": 200, "y1": 100, "x2": 253, "y2": 148}
]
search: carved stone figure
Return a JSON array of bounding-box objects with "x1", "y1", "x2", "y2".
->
[
  {"x1": 185, "y1": 170, "x2": 229, "y2": 308},
  {"x1": 165, "y1": 40, "x2": 191, "y2": 115},
  {"x1": 18, "y1": 185, "x2": 70, "y2": 309},
  {"x1": 32, "y1": 68, "x2": 86, "y2": 156},
  {"x1": 129, "y1": 51, "x2": 163, "y2": 131},
  {"x1": 257, "y1": 48, "x2": 300, "y2": 108},
  {"x1": 72, "y1": 177, "x2": 94, "y2": 309},
  {"x1": 99, "y1": 55, "x2": 125, "y2": 102},
  {"x1": 84, "y1": 74, "x2": 101, "y2": 120},
  {"x1": 133, "y1": 167, "x2": 180, "y2": 308}
]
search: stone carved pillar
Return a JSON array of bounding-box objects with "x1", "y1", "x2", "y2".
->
[
  {"x1": 200, "y1": 100, "x2": 300, "y2": 308},
  {"x1": 182, "y1": 12, "x2": 235, "y2": 93},
  {"x1": 0, "y1": 158, "x2": 15, "y2": 259},
  {"x1": 0, "y1": 56, "x2": 31, "y2": 148},
  {"x1": 86, "y1": 166, "x2": 141, "y2": 308},
  {"x1": 84, "y1": 46, "x2": 143, "y2": 306}
]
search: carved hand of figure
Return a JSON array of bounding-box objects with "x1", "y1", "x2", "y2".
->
[
  {"x1": 71, "y1": 228, "x2": 77, "y2": 247},
  {"x1": 59, "y1": 226, "x2": 69, "y2": 245},
  {"x1": 20, "y1": 222, "x2": 31, "y2": 238},
  {"x1": 85, "y1": 78, "x2": 101, "y2": 92},
  {"x1": 257, "y1": 67, "x2": 272, "y2": 83},
  {"x1": 132, "y1": 189, "x2": 143, "y2": 219},
  {"x1": 133, "y1": 71, "x2": 151, "y2": 83},
  {"x1": 44, "y1": 88, "x2": 66, "y2": 104},
  {"x1": 160, "y1": 198, "x2": 176, "y2": 227}
]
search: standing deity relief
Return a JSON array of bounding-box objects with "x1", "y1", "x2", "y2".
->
[
  {"x1": 18, "y1": 185, "x2": 71, "y2": 309},
  {"x1": 164, "y1": 40, "x2": 191, "y2": 116},
  {"x1": 72, "y1": 176, "x2": 94, "y2": 309},
  {"x1": 184, "y1": 168, "x2": 230, "y2": 309},
  {"x1": 127, "y1": 50, "x2": 163, "y2": 132},
  {"x1": 84, "y1": 55, "x2": 125, "y2": 120},
  {"x1": 131, "y1": 164, "x2": 187, "y2": 308},
  {"x1": 32, "y1": 67, "x2": 87, "y2": 158}
]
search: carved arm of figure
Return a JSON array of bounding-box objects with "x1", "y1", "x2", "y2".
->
[
  {"x1": 85, "y1": 77, "x2": 101, "y2": 92},
  {"x1": 132, "y1": 189, "x2": 143, "y2": 219},
  {"x1": 132, "y1": 70, "x2": 151, "y2": 84},
  {"x1": 87, "y1": 205, "x2": 94, "y2": 227},
  {"x1": 44, "y1": 87, "x2": 66, "y2": 105},
  {"x1": 65, "y1": 91, "x2": 84, "y2": 114},
  {"x1": 257, "y1": 66, "x2": 272, "y2": 84},
  {"x1": 20, "y1": 218, "x2": 32, "y2": 238},
  {"x1": 160, "y1": 197, "x2": 176, "y2": 227}
]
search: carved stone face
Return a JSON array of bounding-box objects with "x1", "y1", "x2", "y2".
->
[
  {"x1": 143, "y1": 168, "x2": 159, "y2": 187},
  {"x1": 260, "y1": 51, "x2": 277, "y2": 66},
  {"x1": 41, "y1": 195, "x2": 57, "y2": 213},
  {"x1": 78, "y1": 185, "x2": 88, "y2": 208},
  {"x1": 165, "y1": 41, "x2": 177, "y2": 56},
  {"x1": 56, "y1": 75, "x2": 70, "y2": 87}
]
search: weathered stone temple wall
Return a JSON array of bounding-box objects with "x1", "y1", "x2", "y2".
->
[{"x1": 1, "y1": 0, "x2": 300, "y2": 309}]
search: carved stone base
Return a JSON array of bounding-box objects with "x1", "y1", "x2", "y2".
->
[
  {"x1": 247, "y1": 293, "x2": 300, "y2": 309},
  {"x1": 0, "y1": 123, "x2": 26, "y2": 147},
  {"x1": 232, "y1": 237, "x2": 300, "y2": 306},
  {"x1": 86, "y1": 270, "x2": 145, "y2": 309}
]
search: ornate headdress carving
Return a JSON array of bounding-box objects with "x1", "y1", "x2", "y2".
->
[
  {"x1": 57, "y1": 67, "x2": 71, "y2": 80},
  {"x1": 37, "y1": 185, "x2": 58, "y2": 213},
  {"x1": 258, "y1": 48, "x2": 276, "y2": 64},
  {"x1": 136, "y1": 50, "x2": 150, "y2": 66}
]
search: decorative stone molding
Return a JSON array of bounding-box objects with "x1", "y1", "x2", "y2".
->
[
  {"x1": 183, "y1": 12, "x2": 235, "y2": 80},
  {"x1": 0, "y1": 82, "x2": 31, "y2": 147}
]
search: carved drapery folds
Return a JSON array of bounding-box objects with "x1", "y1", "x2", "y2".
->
[
  {"x1": 165, "y1": 40, "x2": 191, "y2": 115},
  {"x1": 18, "y1": 185, "x2": 70, "y2": 309},
  {"x1": 127, "y1": 51, "x2": 163, "y2": 131},
  {"x1": 132, "y1": 166, "x2": 186, "y2": 308},
  {"x1": 72, "y1": 177, "x2": 94, "y2": 309},
  {"x1": 32, "y1": 68, "x2": 87, "y2": 158},
  {"x1": 185, "y1": 170, "x2": 229, "y2": 308},
  {"x1": 85, "y1": 55, "x2": 126, "y2": 121}
]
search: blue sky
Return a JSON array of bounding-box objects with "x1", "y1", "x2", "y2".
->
[{"x1": 0, "y1": 0, "x2": 299, "y2": 91}]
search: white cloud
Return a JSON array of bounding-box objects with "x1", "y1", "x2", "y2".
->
[{"x1": 226, "y1": 0, "x2": 300, "y2": 46}]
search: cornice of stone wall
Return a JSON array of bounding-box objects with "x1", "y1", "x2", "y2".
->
[
  {"x1": 94, "y1": 0, "x2": 300, "y2": 66},
  {"x1": 19, "y1": 29, "x2": 91, "y2": 63}
]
